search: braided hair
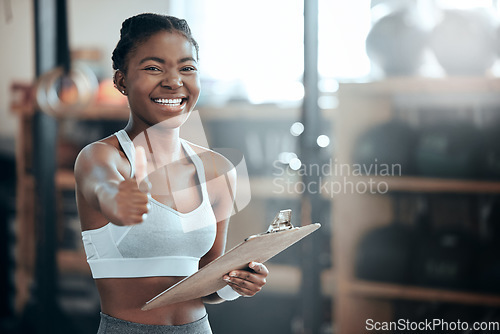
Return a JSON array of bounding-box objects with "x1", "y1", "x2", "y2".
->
[{"x1": 112, "y1": 13, "x2": 199, "y2": 73}]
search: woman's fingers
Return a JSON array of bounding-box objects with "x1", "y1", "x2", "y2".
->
[
  {"x1": 224, "y1": 275, "x2": 263, "y2": 292},
  {"x1": 224, "y1": 270, "x2": 265, "y2": 285},
  {"x1": 224, "y1": 280, "x2": 256, "y2": 297},
  {"x1": 249, "y1": 261, "x2": 269, "y2": 276},
  {"x1": 114, "y1": 149, "x2": 151, "y2": 225},
  {"x1": 222, "y1": 262, "x2": 269, "y2": 296}
]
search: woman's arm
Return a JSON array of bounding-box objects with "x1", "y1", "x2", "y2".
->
[
  {"x1": 74, "y1": 142, "x2": 150, "y2": 228},
  {"x1": 199, "y1": 151, "x2": 268, "y2": 304},
  {"x1": 200, "y1": 154, "x2": 235, "y2": 304}
]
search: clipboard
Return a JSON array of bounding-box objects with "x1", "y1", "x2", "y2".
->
[{"x1": 142, "y1": 209, "x2": 320, "y2": 310}]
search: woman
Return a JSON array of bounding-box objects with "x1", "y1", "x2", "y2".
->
[{"x1": 74, "y1": 13, "x2": 268, "y2": 333}]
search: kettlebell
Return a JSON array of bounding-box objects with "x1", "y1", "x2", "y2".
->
[
  {"x1": 430, "y1": 9, "x2": 498, "y2": 75},
  {"x1": 415, "y1": 122, "x2": 483, "y2": 179},
  {"x1": 352, "y1": 120, "x2": 418, "y2": 176},
  {"x1": 355, "y1": 196, "x2": 416, "y2": 284},
  {"x1": 365, "y1": 10, "x2": 428, "y2": 76},
  {"x1": 477, "y1": 242, "x2": 500, "y2": 294},
  {"x1": 413, "y1": 228, "x2": 479, "y2": 290},
  {"x1": 480, "y1": 126, "x2": 500, "y2": 180},
  {"x1": 477, "y1": 197, "x2": 500, "y2": 294},
  {"x1": 412, "y1": 194, "x2": 480, "y2": 290},
  {"x1": 355, "y1": 222, "x2": 415, "y2": 284}
]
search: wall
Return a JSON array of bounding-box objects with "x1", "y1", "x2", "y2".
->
[{"x1": 0, "y1": 0, "x2": 34, "y2": 144}]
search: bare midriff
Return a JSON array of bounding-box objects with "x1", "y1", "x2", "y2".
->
[{"x1": 96, "y1": 276, "x2": 206, "y2": 325}]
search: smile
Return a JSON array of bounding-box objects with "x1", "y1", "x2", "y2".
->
[{"x1": 152, "y1": 98, "x2": 187, "y2": 106}]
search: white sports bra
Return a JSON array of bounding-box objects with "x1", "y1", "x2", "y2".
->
[{"x1": 81, "y1": 130, "x2": 217, "y2": 279}]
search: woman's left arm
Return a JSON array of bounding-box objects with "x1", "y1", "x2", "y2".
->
[{"x1": 200, "y1": 152, "x2": 268, "y2": 303}]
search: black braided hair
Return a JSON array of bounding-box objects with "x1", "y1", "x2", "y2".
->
[{"x1": 112, "y1": 13, "x2": 199, "y2": 73}]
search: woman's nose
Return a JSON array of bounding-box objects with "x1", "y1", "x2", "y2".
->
[{"x1": 160, "y1": 72, "x2": 183, "y2": 89}]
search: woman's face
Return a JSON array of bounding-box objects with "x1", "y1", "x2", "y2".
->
[{"x1": 118, "y1": 31, "x2": 201, "y2": 130}]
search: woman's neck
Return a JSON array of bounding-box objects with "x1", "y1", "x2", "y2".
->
[{"x1": 124, "y1": 121, "x2": 184, "y2": 167}]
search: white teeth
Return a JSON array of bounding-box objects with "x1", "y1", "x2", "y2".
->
[{"x1": 153, "y1": 98, "x2": 184, "y2": 105}]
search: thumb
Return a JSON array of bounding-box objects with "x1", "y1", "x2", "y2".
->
[{"x1": 135, "y1": 146, "x2": 151, "y2": 192}]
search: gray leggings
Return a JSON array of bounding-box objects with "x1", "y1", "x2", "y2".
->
[{"x1": 97, "y1": 313, "x2": 213, "y2": 334}]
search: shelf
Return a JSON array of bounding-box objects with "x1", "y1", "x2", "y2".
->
[
  {"x1": 265, "y1": 264, "x2": 301, "y2": 295},
  {"x1": 61, "y1": 171, "x2": 500, "y2": 197},
  {"x1": 249, "y1": 177, "x2": 300, "y2": 199},
  {"x1": 256, "y1": 264, "x2": 335, "y2": 296},
  {"x1": 197, "y1": 103, "x2": 301, "y2": 120},
  {"x1": 57, "y1": 250, "x2": 90, "y2": 275},
  {"x1": 385, "y1": 176, "x2": 500, "y2": 193},
  {"x1": 74, "y1": 104, "x2": 129, "y2": 120},
  {"x1": 29, "y1": 102, "x2": 302, "y2": 121},
  {"x1": 331, "y1": 176, "x2": 500, "y2": 194},
  {"x1": 55, "y1": 171, "x2": 302, "y2": 199},
  {"x1": 56, "y1": 169, "x2": 76, "y2": 190},
  {"x1": 339, "y1": 77, "x2": 500, "y2": 95},
  {"x1": 349, "y1": 280, "x2": 500, "y2": 307}
]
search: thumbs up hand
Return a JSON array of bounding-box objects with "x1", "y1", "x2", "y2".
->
[{"x1": 113, "y1": 146, "x2": 151, "y2": 226}]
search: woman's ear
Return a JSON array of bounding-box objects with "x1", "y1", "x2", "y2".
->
[{"x1": 113, "y1": 70, "x2": 127, "y2": 95}]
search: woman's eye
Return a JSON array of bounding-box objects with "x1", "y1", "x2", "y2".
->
[
  {"x1": 145, "y1": 66, "x2": 160, "y2": 71},
  {"x1": 181, "y1": 66, "x2": 197, "y2": 72}
]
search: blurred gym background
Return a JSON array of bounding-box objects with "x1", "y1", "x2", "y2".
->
[{"x1": 2, "y1": 0, "x2": 500, "y2": 333}]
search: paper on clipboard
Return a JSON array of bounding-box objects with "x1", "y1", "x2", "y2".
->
[{"x1": 142, "y1": 209, "x2": 320, "y2": 310}]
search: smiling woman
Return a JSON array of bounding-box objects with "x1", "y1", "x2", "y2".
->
[
  {"x1": 73, "y1": 13, "x2": 269, "y2": 334},
  {"x1": 113, "y1": 30, "x2": 200, "y2": 131}
]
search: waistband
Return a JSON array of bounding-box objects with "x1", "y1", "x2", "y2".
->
[{"x1": 97, "y1": 312, "x2": 212, "y2": 334}]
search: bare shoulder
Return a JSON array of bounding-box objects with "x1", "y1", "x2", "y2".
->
[{"x1": 74, "y1": 134, "x2": 129, "y2": 181}]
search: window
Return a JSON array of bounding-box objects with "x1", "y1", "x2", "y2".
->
[{"x1": 170, "y1": 0, "x2": 372, "y2": 104}]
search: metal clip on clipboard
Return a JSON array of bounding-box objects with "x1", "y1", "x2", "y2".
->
[
  {"x1": 266, "y1": 209, "x2": 293, "y2": 233},
  {"x1": 245, "y1": 209, "x2": 294, "y2": 241}
]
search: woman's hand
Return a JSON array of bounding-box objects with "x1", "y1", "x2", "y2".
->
[
  {"x1": 111, "y1": 178, "x2": 150, "y2": 226},
  {"x1": 112, "y1": 146, "x2": 151, "y2": 225},
  {"x1": 91, "y1": 146, "x2": 151, "y2": 226},
  {"x1": 223, "y1": 262, "x2": 269, "y2": 297}
]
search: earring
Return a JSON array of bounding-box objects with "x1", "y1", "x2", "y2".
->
[{"x1": 121, "y1": 90, "x2": 126, "y2": 94}]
